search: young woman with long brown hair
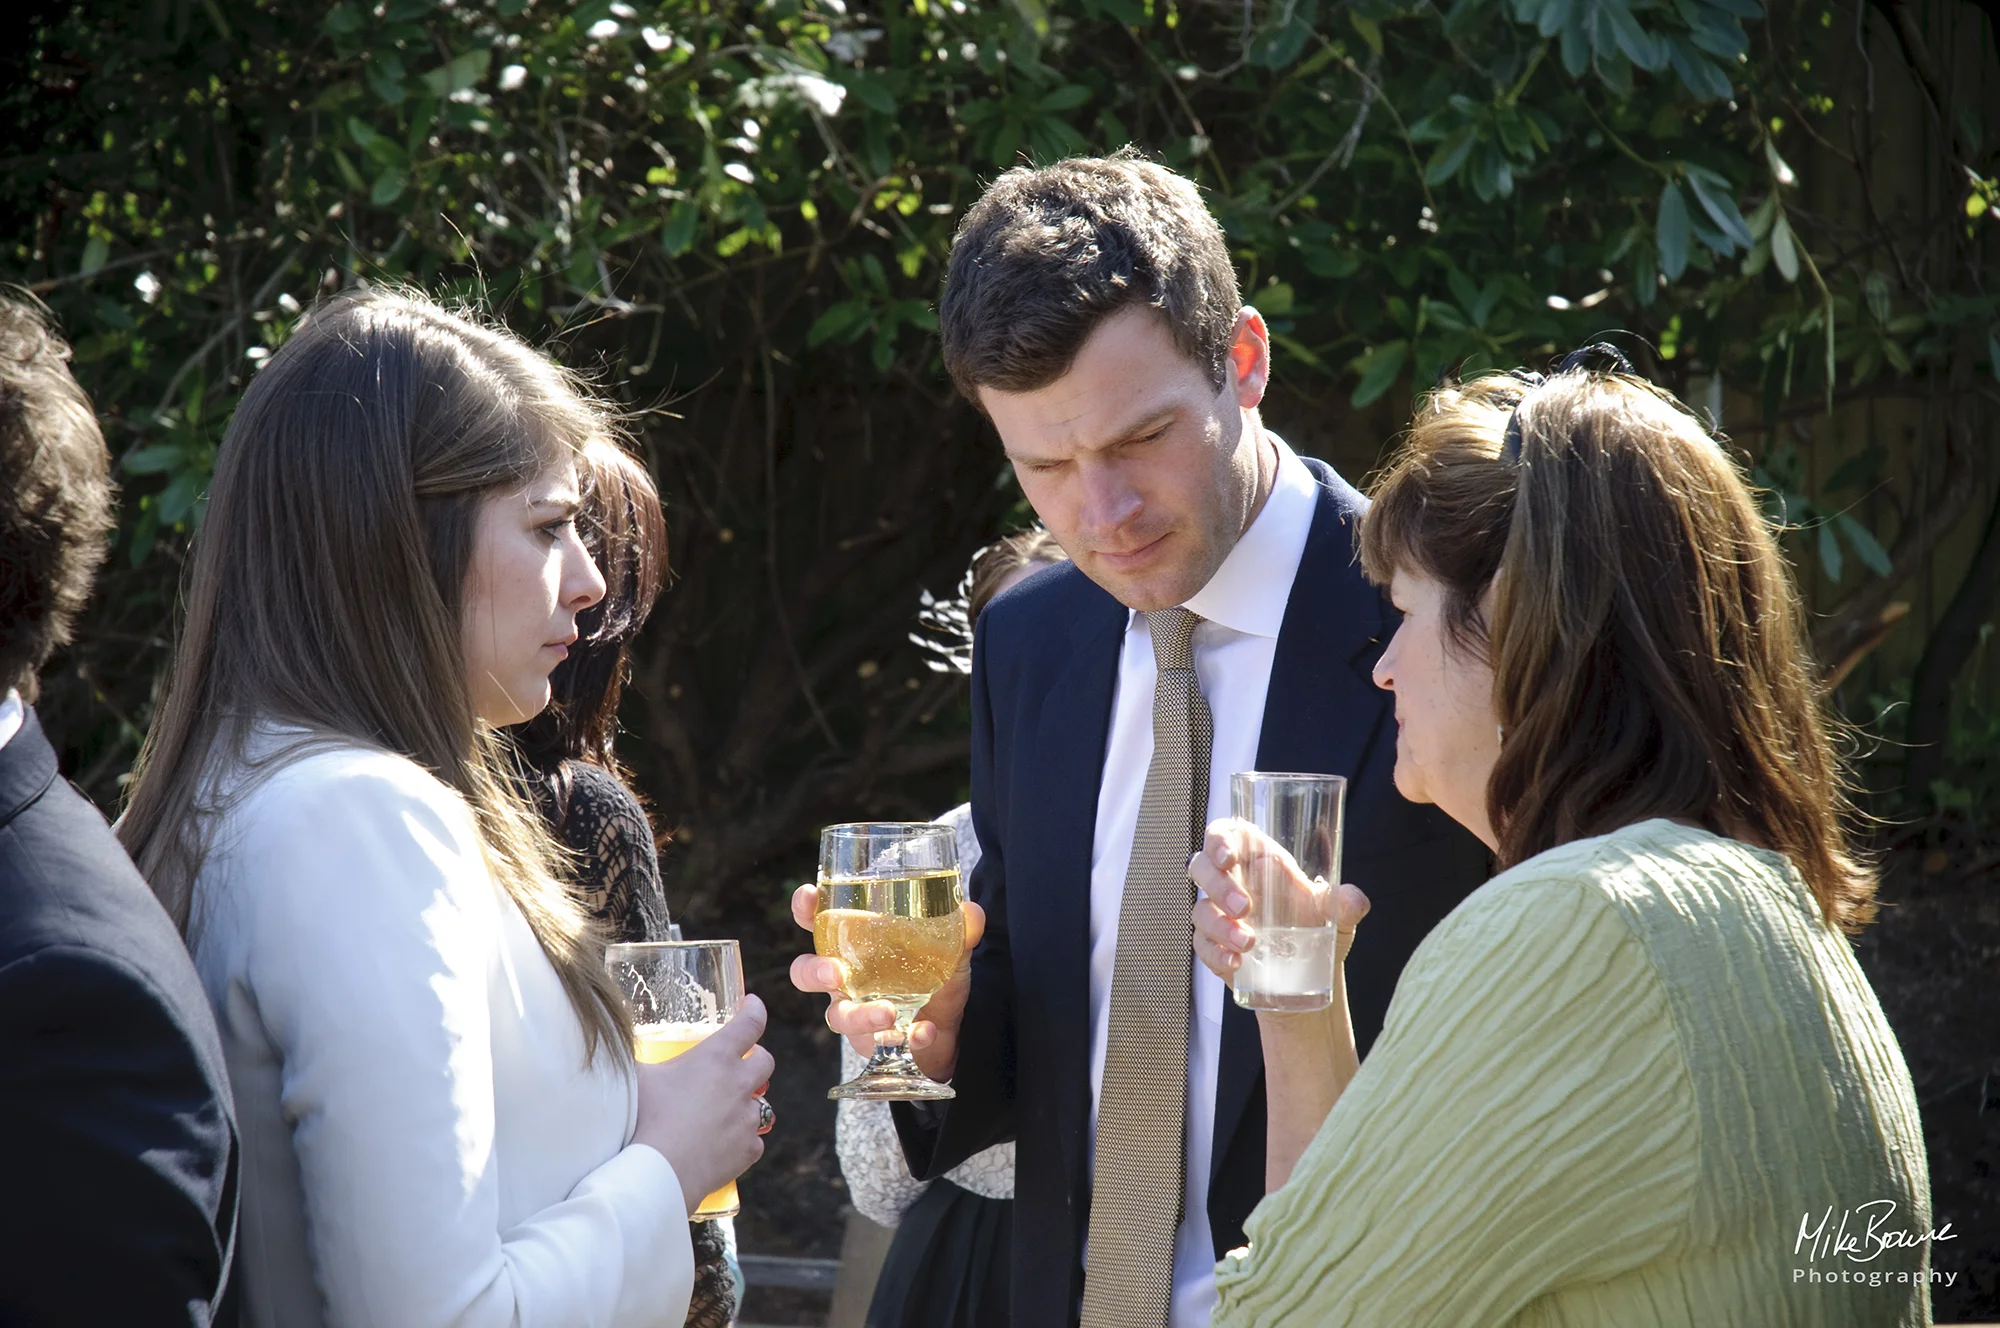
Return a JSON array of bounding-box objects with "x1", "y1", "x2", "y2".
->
[
  {"x1": 119, "y1": 289, "x2": 772, "y2": 1327},
  {"x1": 1193, "y1": 351, "x2": 1931, "y2": 1326}
]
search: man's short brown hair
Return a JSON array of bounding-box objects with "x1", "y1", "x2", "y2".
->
[
  {"x1": 0, "y1": 294, "x2": 114, "y2": 700},
  {"x1": 939, "y1": 150, "x2": 1241, "y2": 405}
]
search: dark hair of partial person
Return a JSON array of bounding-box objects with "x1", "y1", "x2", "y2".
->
[
  {"x1": 117, "y1": 286, "x2": 631, "y2": 1055},
  {"x1": 1359, "y1": 367, "x2": 1875, "y2": 932},
  {"x1": 0, "y1": 291, "x2": 115, "y2": 701},
  {"x1": 967, "y1": 526, "x2": 1067, "y2": 620},
  {"x1": 939, "y1": 149, "x2": 1241, "y2": 407},
  {"x1": 512, "y1": 437, "x2": 666, "y2": 823}
]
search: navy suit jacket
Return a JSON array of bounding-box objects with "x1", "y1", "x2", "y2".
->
[
  {"x1": 0, "y1": 707, "x2": 239, "y2": 1326},
  {"x1": 893, "y1": 457, "x2": 1490, "y2": 1327}
]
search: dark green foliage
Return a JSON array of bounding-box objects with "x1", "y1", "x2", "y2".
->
[{"x1": 6, "y1": 0, "x2": 1996, "y2": 882}]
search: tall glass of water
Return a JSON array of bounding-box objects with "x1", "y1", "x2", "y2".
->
[
  {"x1": 1228, "y1": 773, "x2": 1347, "y2": 1012},
  {"x1": 816, "y1": 822, "x2": 963, "y2": 1101},
  {"x1": 607, "y1": 939, "x2": 746, "y2": 1218}
]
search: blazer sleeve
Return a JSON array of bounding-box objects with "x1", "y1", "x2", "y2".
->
[
  {"x1": 893, "y1": 610, "x2": 1019, "y2": 1179},
  {"x1": 0, "y1": 946, "x2": 235, "y2": 1327},
  {"x1": 1210, "y1": 874, "x2": 1700, "y2": 1327},
  {"x1": 835, "y1": 1040, "x2": 930, "y2": 1226},
  {"x1": 235, "y1": 762, "x2": 691, "y2": 1328}
]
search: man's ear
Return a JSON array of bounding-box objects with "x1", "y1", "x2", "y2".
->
[{"x1": 1227, "y1": 307, "x2": 1270, "y2": 409}]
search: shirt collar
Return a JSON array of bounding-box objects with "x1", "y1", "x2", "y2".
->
[
  {"x1": 1175, "y1": 433, "x2": 1318, "y2": 639},
  {"x1": 0, "y1": 690, "x2": 23, "y2": 755}
]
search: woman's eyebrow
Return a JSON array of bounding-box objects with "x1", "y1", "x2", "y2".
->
[{"x1": 528, "y1": 493, "x2": 582, "y2": 517}]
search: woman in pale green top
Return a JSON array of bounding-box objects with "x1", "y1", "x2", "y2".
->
[{"x1": 1191, "y1": 349, "x2": 1933, "y2": 1326}]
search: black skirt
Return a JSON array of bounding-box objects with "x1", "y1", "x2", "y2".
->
[{"x1": 865, "y1": 1179, "x2": 1012, "y2": 1328}]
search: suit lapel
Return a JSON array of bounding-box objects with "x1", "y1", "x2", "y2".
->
[
  {"x1": 1021, "y1": 591, "x2": 1126, "y2": 1197},
  {"x1": 1212, "y1": 457, "x2": 1395, "y2": 1172}
]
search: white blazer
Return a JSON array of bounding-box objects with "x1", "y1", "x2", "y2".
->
[{"x1": 189, "y1": 735, "x2": 692, "y2": 1327}]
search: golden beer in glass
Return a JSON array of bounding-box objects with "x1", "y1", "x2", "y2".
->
[
  {"x1": 816, "y1": 822, "x2": 963, "y2": 1101},
  {"x1": 607, "y1": 940, "x2": 746, "y2": 1219}
]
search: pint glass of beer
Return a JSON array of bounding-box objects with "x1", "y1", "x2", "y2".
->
[
  {"x1": 815, "y1": 822, "x2": 963, "y2": 1101},
  {"x1": 606, "y1": 939, "x2": 746, "y2": 1218},
  {"x1": 1228, "y1": 773, "x2": 1347, "y2": 1012}
]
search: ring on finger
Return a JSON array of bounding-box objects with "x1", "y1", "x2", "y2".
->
[{"x1": 755, "y1": 1095, "x2": 776, "y2": 1135}]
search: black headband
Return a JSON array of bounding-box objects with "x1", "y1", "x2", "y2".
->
[{"x1": 1498, "y1": 342, "x2": 1636, "y2": 464}]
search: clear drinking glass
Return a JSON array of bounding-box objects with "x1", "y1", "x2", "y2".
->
[
  {"x1": 815, "y1": 822, "x2": 964, "y2": 1101},
  {"x1": 606, "y1": 939, "x2": 746, "y2": 1218},
  {"x1": 1228, "y1": 773, "x2": 1348, "y2": 1012}
]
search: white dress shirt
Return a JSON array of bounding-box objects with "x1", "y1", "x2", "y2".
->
[
  {"x1": 1086, "y1": 436, "x2": 1318, "y2": 1328},
  {"x1": 190, "y1": 730, "x2": 694, "y2": 1327},
  {"x1": 0, "y1": 690, "x2": 22, "y2": 754}
]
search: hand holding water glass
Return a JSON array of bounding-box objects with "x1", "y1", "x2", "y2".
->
[{"x1": 1194, "y1": 774, "x2": 1352, "y2": 1011}]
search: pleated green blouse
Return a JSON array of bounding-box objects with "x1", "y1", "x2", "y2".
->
[{"x1": 1211, "y1": 819, "x2": 1933, "y2": 1327}]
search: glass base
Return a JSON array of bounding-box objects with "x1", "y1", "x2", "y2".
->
[
  {"x1": 828, "y1": 1041, "x2": 955, "y2": 1101},
  {"x1": 1232, "y1": 988, "x2": 1334, "y2": 1012},
  {"x1": 692, "y1": 1179, "x2": 741, "y2": 1220}
]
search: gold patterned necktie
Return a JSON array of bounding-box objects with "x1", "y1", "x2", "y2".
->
[{"x1": 1080, "y1": 606, "x2": 1212, "y2": 1328}]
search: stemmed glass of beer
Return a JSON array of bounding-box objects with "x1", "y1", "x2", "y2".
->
[
  {"x1": 606, "y1": 938, "x2": 747, "y2": 1218},
  {"x1": 815, "y1": 822, "x2": 963, "y2": 1101}
]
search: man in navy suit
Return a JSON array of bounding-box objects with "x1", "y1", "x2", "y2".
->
[
  {"x1": 0, "y1": 294, "x2": 239, "y2": 1325},
  {"x1": 793, "y1": 154, "x2": 1488, "y2": 1327}
]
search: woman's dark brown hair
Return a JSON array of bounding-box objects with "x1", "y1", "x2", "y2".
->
[
  {"x1": 1360, "y1": 369, "x2": 1874, "y2": 932},
  {"x1": 513, "y1": 438, "x2": 666, "y2": 811}
]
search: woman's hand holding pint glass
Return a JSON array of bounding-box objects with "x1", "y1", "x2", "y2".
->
[{"x1": 609, "y1": 939, "x2": 775, "y2": 1219}]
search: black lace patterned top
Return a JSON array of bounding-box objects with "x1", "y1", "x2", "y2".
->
[
  {"x1": 541, "y1": 760, "x2": 672, "y2": 945},
  {"x1": 533, "y1": 759, "x2": 736, "y2": 1328}
]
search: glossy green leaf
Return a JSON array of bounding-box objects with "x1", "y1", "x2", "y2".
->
[
  {"x1": 1816, "y1": 521, "x2": 1843, "y2": 582},
  {"x1": 1657, "y1": 181, "x2": 1692, "y2": 280},
  {"x1": 421, "y1": 50, "x2": 492, "y2": 99},
  {"x1": 806, "y1": 298, "x2": 871, "y2": 347},
  {"x1": 1350, "y1": 340, "x2": 1408, "y2": 407},
  {"x1": 1531, "y1": 0, "x2": 1575, "y2": 37},
  {"x1": 1684, "y1": 167, "x2": 1755, "y2": 250},
  {"x1": 1837, "y1": 514, "x2": 1893, "y2": 578},
  {"x1": 1770, "y1": 213, "x2": 1800, "y2": 282},
  {"x1": 843, "y1": 71, "x2": 895, "y2": 115},
  {"x1": 1665, "y1": 35, "x2": 1733, "y2": 99},
  {"x1": 365, "y1": 53, "x2": 406, "y2": 105},
  {"x1": 1424, "y1": 126, "x2": 1477, "y2": 186},
  {"x1": 662, "y1": 199, "x2": 699, "y2": 257},
  {"x1": 1602, "y1": 1, "x2": 1668, "y2": 71},
  {"x1": 122, "y1": 444, "x2": 186, "y2": 475},
  {"x1": 1349, "y1": 11, "x2": 1384, "y2": 53},
  {"x1": 1864, "y1": 271, "x2": 1892, "y2": 325}
]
